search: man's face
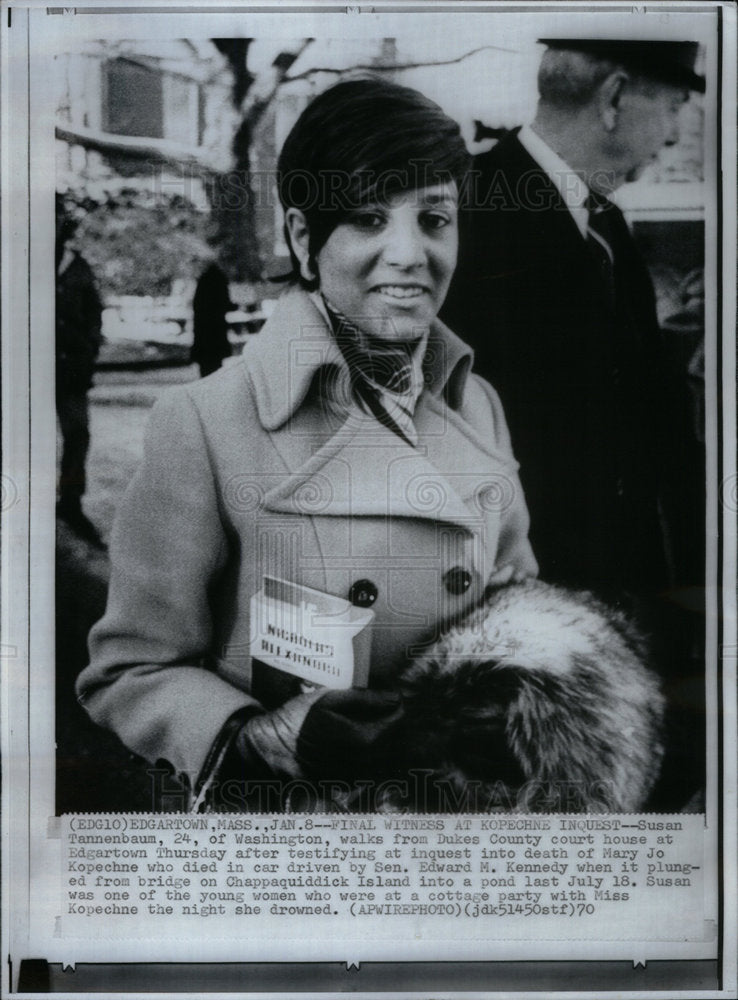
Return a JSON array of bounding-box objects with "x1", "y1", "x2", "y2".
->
[{"x1": 602, "y1": 80, "x2": 689, "y2": 190}]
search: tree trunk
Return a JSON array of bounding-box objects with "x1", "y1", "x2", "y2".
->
[{"x1": 210, "y1": 39, "x2": 261, "y2": 282}]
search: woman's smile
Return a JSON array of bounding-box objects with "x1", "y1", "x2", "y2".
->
[{"x1": 371, "y1": 283, "x2": 430, "y2": 302}]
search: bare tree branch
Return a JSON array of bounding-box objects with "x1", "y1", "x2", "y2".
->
[
  {"x1": 243, "y1": 37, "x2": 315, "y2": 126},
  {"x1": 283, "y1": 43, "x2": 517, "y2": 84}
]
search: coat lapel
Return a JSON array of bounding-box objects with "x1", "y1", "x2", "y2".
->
[
  {"x1": 261, "y1": 409, "x2": 490, "y2": 531},
  {"x1": 241, "y1": 289, "x2": 345, "y2": 432}
]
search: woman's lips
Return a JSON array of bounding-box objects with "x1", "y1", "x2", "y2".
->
[{"x1": 372, "y1": 284, "x2": 429, "y2": 301}]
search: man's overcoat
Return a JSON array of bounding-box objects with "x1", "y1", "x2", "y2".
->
[
  {"x1": 442, "y1": 130, "x2": 669, "y2": 593},
  {"x1": 79, "y1": 289, "x2": 536, "y2": 783}
]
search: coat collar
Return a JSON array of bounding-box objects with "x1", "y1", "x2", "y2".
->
[
  {"x1": 474, "y1": 130, "x2": 601, "y2": 265},
  {"x1": 516, "y1": 125, "x2": 590, "y2": 239},
  {"x1": 259, "y1": 406, "x2": 501, "y2": 531},
  {"x1": 241, "y1": 287, "x2": 474, "y2": 432},
  {"x1": 476, "y1": 128, "x2": 569, "y2": 214}
]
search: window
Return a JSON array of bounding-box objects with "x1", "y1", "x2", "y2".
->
[
  {"x1": 102, "y1": 57, "x2": 203, "y2": 147},
  {"x1": 103, "y1": 58, "x2": 164, "y2": 139}
]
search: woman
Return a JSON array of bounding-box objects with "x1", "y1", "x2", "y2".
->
[{"x1": 78, "y1": 79, "x2": 537, "y2": 810}]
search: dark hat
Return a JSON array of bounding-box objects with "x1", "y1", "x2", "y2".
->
[{"x1": 538, "y1": 39, "x2": 705, "y2": 93}]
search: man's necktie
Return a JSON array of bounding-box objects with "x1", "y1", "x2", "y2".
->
[{"x1": 585, "y1": 191, "x2": 616, "y2": 299}]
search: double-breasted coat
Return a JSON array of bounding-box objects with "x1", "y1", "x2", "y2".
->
[{"x1": 79, "y1": 288, "x2": 537, "y2": 785}]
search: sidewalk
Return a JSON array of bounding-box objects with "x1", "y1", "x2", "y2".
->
[{"x1": 90, "y1": 363, "x2": 199, "y2": 408}]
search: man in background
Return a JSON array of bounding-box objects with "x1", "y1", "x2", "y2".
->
[
  {"x1": 443, "y1": 40, "x2": 705, "y2": 597},
  {"x1": 56, "y1": 194, "x2": 104, "y2": 549},
  {"x1": 443, "y1": 40, "x2": 706, "y2": 809}
]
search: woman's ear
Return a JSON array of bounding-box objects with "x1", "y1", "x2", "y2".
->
[{"x1": 284, "y1": 208, "x2": 316, "y2": 283}]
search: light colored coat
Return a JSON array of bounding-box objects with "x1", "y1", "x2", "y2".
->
[{"x1": 79, "y1": 288, "x2": 537, "y2": 783}]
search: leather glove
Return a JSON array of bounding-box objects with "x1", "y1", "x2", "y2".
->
[
  {"x1": 235, "y1": 688, "x2": 326, "y2": 780},
  {"x1": 296, "y1": 688, "x2": 404, "y2": 782}
]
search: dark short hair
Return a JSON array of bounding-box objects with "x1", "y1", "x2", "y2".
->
[{"x1": 277, "y1": 77, "x2": 470, "y2": 288}]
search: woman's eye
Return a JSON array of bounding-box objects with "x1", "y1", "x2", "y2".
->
[
  {"x1": 351, "y1": 212, "x2": 385, "y2": 229},
  {"x1": 422, "y1": 212, "x2": 452, "y2": 231}
]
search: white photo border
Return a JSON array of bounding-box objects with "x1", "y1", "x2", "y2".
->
[{"x1": 2, "y1": 1, "x2": 736, "y2": 995}]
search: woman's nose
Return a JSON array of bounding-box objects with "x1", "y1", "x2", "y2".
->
[{"x1": 382, "y1": 219, "x2": 426, "y2": 268}]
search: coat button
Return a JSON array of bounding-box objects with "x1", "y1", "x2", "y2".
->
[
  {"x1": 348, "y1": 579, "x2": 378, "y2": 607},
  {"x1": 443, "y1": 566, "x2": 473, "y2": 596}
]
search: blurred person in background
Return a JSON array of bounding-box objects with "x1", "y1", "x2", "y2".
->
[
  {"x1": 56, "y1": 193, "x2": 105, "y2": 550},
  {"x1": 191, "y1": 261, "x2": 235, "y2": 377}
]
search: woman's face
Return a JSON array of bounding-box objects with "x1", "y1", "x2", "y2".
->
[{"x1": 315, "y1": 182, "x2": 458, "y2": 342}]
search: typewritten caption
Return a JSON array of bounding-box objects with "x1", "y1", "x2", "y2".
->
[{"x1": 60, "y1": 814, "x2": 709, "y2": 941}]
